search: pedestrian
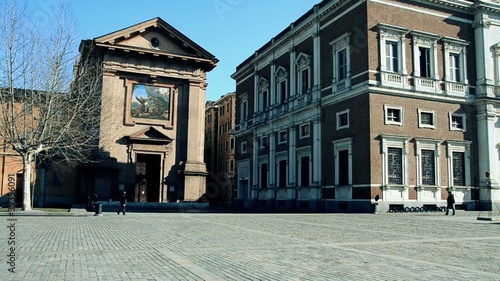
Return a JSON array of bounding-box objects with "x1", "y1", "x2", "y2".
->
[
  {"x1": 117, "y1": 191, "x2": 126, "y2": 215},
  {"x1": 86, "y1": 193, "x2": 93, "y2": 212},
  {"x1": 445, "y1": 191, "x2": 455, "y2": 215}
]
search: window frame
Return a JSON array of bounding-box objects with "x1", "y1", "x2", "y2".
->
[
  {"x1": 418, "y1": 109, "x2": 436, "y2": 129},
  {"x1": 240, "y1": 141, "x2": 248, "y2": 154},
  {"x1": 336, "y1": 109, "x2": 350, "y2": 130},
  {"x1": 330, "y1": 33, "x2": 351, "y2": 92},
  {"x1": 278, "y1": 130, "x2": 288, "y2": 144},
  {"x1": 380, "y1": 135, "x2": 409, "y2": 187},
  {"x1": 377, "y1": 23, "x2": 408, "y2": 88},
  {"x1": 295, "y1": 53, "x2": 311, "y2": 96},
  {"x1": 415, "y1": 138, "x2": 440, "y2": 187},
  {"x1": 449, "y1": 112, "x2": 466, "y2": 132},
  {"x1": 443, "y1": 37, "x2": 469, "y2": 96},
  {"x1": 446, "y1": 141, "x2": 471, "y2": 188},
  {"x1": 275, "y1": 66, "x2": 288, "y2": 105},
  {"x1": 384, "y1": 105, "x2": 404, "y2": 126},
  {"x1": 299, "y1": 123, "x2": 310, "y2": 139}
]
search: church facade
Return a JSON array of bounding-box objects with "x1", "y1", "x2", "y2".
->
[{"x1": 0, "y1": 17, "x2": 218, "y2": 206}]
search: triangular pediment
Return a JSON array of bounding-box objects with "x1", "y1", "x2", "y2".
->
[
  {"x1": 94, "y1": 17, "x2": 218, "y2": 69},
  {"x1": 128, "y1": 126, "x2": 173, "y2": 144}
]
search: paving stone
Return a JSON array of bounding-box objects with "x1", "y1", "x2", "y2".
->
[{"x1": 0, "y1": 211, "x2": 498, "y2": 280}]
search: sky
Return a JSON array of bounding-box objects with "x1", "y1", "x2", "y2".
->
[{"x1": 27, "y1": 0, "x2": 321, "y2": 102}]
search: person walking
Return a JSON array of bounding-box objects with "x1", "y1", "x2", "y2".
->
[
  {"x1": 446, "y1": 191, "x2": 455, "y2": 215},
  {"x1": 117, "y1": 191, "x2": 127, "y2": 215}
]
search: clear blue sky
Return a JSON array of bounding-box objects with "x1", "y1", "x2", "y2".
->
[{"x1": 28, "y1": 0, "x2": 320, "y2": 101}]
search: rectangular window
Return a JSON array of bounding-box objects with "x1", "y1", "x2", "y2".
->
[
  {"x1": 260, "y1": 163, "x2": 268, "y2": 189},
  {"x1": 338, "y1": 150, "x2": 349, "y2": 186},
  {"x1": 260, "y1": 136, "x2": 269, "y2": 149},
  {"x1": 419, "y1": 47, "x2": 431, "y2": 78},
  {"x1": 385, "y1": 106, "x2": 403, "y2": 125},
  {"x1": 385, "y1": 42, "x2": 399, "y2": 72},
  {"x1": 280, "y1": 80, "x2": 287, "y2": 104},
  {"x1": 300, "y1": 156, "x2": 310, "y2": 187},
  {"x1": 338, "y1": 49, "x2": 347, "y2": 80},
  {"x1": 241, "y1": 142, "x2": 247, "y2": 153},
  {"x1": 230, "y1": 159, "x2": 235, "y2": 172},
  {"x1": 278, "y1": 160, "x2": 287, "y2": 188},
  {"x1": 388, "y1": 147, "x2": 402, "y2": 185},
  {"x1": 300, "y1": 69, "x2": 309, "y2": 95},
  {"x1": 278, "y1": 130, "x2": 287, "y2": 144},
  {"x1": 451, "y1": 114, "x2": 465, "y2": 131},
  {"x1": 419, "y1": 110, "x2": 435, "y2": 129},
  {"x1": 261, "y1": 90, "x2": 268, "y2": 110},
  {"x1": 300, "y1": 124, "x2": 310, "y2": 138},
  {"x1": 230, "y1": 137, "x2": 235, "y2": 150},
  {"x1": 337, "y1": 110, "x2": 349, "y2": 130},
  {"x1": 241, "y1": 100, "x2": 248, "y2": 121},
  {"x1": 449, "y1": 54, "x2": 460, "y2": 82},
  {"x1": 452, "y1": 152, "x2": 465, "y2": 186},
  {"x1": 421, "y1": 150, "x2": 435, "y2": 185}
]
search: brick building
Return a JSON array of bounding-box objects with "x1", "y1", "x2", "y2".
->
[
  {"x1": 204, "y1": 93, "x2": 236, "y2": 205},
  {"x1": 232, "y1": 0, "x2": 500, "y2": 212}
]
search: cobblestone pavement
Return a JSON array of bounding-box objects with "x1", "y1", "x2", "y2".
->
[{"x1": 1, "y1": 210, "x2": 499, "y2": 281}]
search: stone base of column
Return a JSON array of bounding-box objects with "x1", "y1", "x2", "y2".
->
[{"x1": 183, "y1": 162, "x2": 208, "y2": 202}]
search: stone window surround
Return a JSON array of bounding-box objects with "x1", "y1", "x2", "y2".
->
[
  {"x1": 384, "y1": 105, "x2": 404, "y2": 126},
  {"x1": 415, "y1": 138, "x2": 441, "y2": 187},
  {"x1": 449, "y1": 112, "x2": 466, "y2": 132},
  {"x1": 330, "y1": 32, "x2": 351, "y2": 93},
  {"x1": 380, "y1": 135, "x2": 409, "y2": 187},
  {"x1": 418, "y1": 108, "x2": 436, "y2": 129},
  {"x1": 446, "y1": 140, "x2": 471, "y2": 188},
  {"x1": 336, "y1": 109, "x2": 350, "y2": 130},
  {"x1": 333, "y1": 137, "x2": 353, "y2": 187}
]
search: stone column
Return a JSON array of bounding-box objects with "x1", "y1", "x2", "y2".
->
[
  {"x1": 474, "y1": 13, "x2": 495, "y2": 97},
  {"x1": 476, "y1": 102, "x2": 500, "y2": 210},
  {"x1": 183, "y1": 80, "x2": 208, "y2": 201},
  {"x1": 288, "y1": 126, "x2": 297, "y2": 201}
]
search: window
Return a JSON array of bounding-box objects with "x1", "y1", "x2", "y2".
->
[
  {"x1": 241, "y1": 142, "x2": 247, "y2": 154},
  {"x1": 418, "y1": 109, "x2": 435, "y2": 129},
  {"x1": 278, "y1": 130, "x2": 287, "y2": 144},
  {"x1": 384, "y1": 105, "x2": 403, "y2": 126},
  {"x1": 452, "y1": 152, "x2": 465, "y2": 186},
  {"x1": 377, "y1": 23, "x2": 408, "y2": 87},
  {"x1": 449, "y1": 113, "x2": 466, "y2": 132},
  {"x1": 381, "y1": 135, "x2": 408, "y2": 186},
  {"x1": 276, "y1": 153, "x2": 288, "y2": 188},
  {"x1": 297, "y1": 147, "x2": 311, "y2": 188},
  {"x1": 385, "y1": 41, "x2": 399, "y2": 72},
  {"x1": 443, "y1": 37, "x2": 469, "y2": 95},
  {"x1": 446, "y1": 141, "x2": 471, "y2": 187},
  {"x1": 229, "y1": 159, "x2": 235, "y2": 172},
  {"x1": 388, "y1": 147, "x2": 403, "y2": 185},
  {"x1": 418, "y1": 47, "x2": 431, "y2": 78},
  {"x1": 258, "y1": 78, "x2": 269, "y2": 112},
  {"x1": 260, "y1": 136, "x2": 269, "y2": 149},
  {"x1": 415, "y1": 139, "x2": 440, "y2": 186},
  {"x1": 240, "y1": 95, "x2": 248, "y2": 122},
  {"x1": 336, "y1": 109, "x2": 349, "y2": 130},
  {"x1": 338, "y1": 49, "x2": 347, "y2": 80},
  {"x1": 449, "y1": 54, "x2": 460, "y2": 82},
  {"x1": 260, "y1": 162, "x2": 268, "y2": 189},
  {"x1": 331, "y1": 33, "x2": 351, "y2": 92},
  {"x1": 299, "y1": 123, "x2": 310, "y2": 139},
  {"x1": 420, "y1": 150, "x2": 435, "y2": 185},
  {"x1": 411, "y1": 31, "x2": 439, "y2": 92},
  {"x1": 275, "y1": 67, "x2": 288, "y2": 105},
  {"x1": 230, "y1": 137, "x2": 235, "y2": 150},
  {"x1": 278, "y1": 159, "x2": 287, "y2": 188},
  {"x1": 296, "y1": 53, "x2": 311, "y2": 96},
  {"x1": 333, "y1": 138, "x2": 353, "y2": 187}
]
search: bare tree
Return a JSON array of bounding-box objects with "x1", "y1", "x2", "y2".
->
[{"x1": 0, "y1": 1, "x2": 104, "y2": 210}]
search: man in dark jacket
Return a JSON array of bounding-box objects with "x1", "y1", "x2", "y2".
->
[
  {"x1": 117, "y1": 191, "x2": 126, "y2": 215},
  {"x1": 446, "y1": 192, "x2": 455, "y2": 215}
]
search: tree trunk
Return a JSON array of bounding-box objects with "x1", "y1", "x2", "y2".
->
[{"x1": 22, "y1": 154, "x2": 33, "y2": 211}]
